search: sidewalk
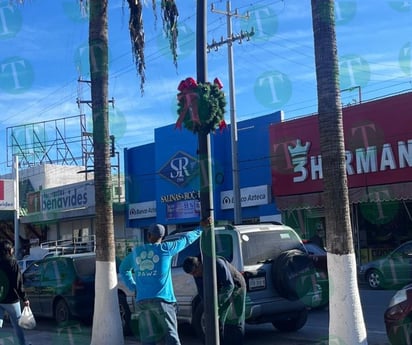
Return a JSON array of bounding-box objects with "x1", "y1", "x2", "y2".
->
[
  {"x1": 0, "y1": 327, "x2": 139, "y2": 345},
  {"x1": 1, "y1": 322, "x2": 200, "y2": 345},
  {"x1": 1, "y1": 323, "x2": 139, "y2": 345}
]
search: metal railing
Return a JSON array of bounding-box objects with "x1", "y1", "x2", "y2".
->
[{"x1": 40, "y1": 235, "x2": 96, "y2": 255}]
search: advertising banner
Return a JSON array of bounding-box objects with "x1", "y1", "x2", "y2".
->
[{"x1": 166, "y1": 199, "x2": 200, "y2": 220}]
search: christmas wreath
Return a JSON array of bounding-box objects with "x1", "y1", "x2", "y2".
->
[{"x1": 175, "y1": 77, "x2": 227, "y2": 134}]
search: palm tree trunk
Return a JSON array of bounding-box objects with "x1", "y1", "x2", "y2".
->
[
  {"x1": 89, "y1": 1, "x2": 124, "y2": 344},
  {"x1": 310, "y1": 1, "x2": 367, "y2": 344}
]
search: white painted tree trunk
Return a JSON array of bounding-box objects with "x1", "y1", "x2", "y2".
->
[
  {"x1": 90, "y1": 261, "x2": 124, "y2": 345},
  {"x1": 328, "y1": 252, "x2": 367, "y2": 345}
]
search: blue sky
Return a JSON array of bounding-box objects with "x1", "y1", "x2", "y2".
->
[{"x1": 0, "y1": 0, "x2": 411, "y2": 174}]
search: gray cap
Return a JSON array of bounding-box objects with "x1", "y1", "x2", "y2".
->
[{"x1": 148, "y1": 224, "x2": 166, "y2": 238}]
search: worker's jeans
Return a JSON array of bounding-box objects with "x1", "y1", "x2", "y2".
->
[
  {"x1": 219, "y1": 285, "x2": 246, "y2": 345},
  {"x1": 135, "y1": 299, "x2": 181, "y2": 345}
]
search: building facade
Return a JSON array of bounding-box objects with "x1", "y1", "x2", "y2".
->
[
  {"x1": 270, "y1": 92, "x2": 412, "y2": 264},
  {"x1": 125, "y1": 111, "x2": 284, "y2": 235},
  {"x1": 6, "y1": 92, "x2": 411, "y2": 264},
  {"x1": 0, "y1": 164, "x2": 128, "y2": 258}
]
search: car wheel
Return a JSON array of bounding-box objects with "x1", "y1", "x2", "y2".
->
[
  {"x1": 118, "y1": 293, "x2": 132, "y2": 336},
  {"x1": 272, "y1": 249, "x2": 317, "y2": 300},
  {"x1": 366, "y1": 269, "x2": 383, "y2": 289},
  {"x1": 272, "y1": 308, "x2": 308, "y2": 332},
  {"x1": 192, "y1": 302, "x2": 206, "y2": 343},
  {"x1": 54, "y1": 299, "x2": 71, "y2": 324}
]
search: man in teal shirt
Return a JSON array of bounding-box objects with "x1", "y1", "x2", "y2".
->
[{"x1": 119, "y1": 221, "x2": 206, "y2": 345}]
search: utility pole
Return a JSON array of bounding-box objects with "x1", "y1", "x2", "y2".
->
[
  {"x1": 76, "y1": 77, "x2": 116, "y2": 180},
  {"x1": 76, "y1": 77, "x2": 115, "y2": 110},
  {"x1": 209, "y1": 1, "x2": 254, "y2": 225}
]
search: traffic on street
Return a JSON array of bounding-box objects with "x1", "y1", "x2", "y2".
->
[{"x1": 0, "y1": 287, "x2": 394, "y2": 345}]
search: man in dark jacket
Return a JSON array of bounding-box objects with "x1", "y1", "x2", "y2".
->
[
  {"x1": 0, "y1": 239, "x2": 30, "y2": 345},
  {"x1": 183, "y1": 256, "x2": 246, "y2": 345}
]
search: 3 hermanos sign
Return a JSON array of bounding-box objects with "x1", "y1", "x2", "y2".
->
[
  {"x1": 0, "y1": 180, "x2": 15, "y2": 211},
  {"x1": 270, "y1": 93, "x2": 412, "y2": 196}
]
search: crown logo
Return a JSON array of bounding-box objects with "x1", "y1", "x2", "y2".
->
[{"x1": 288, "y1": 139, "x2": 311, "y2": 159}]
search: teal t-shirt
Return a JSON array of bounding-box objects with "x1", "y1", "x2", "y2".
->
[{"x1": 119, "y1": 228, "x2": 202, "y2": 303}]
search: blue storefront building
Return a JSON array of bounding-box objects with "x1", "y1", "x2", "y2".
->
[{"x1": 124, "y1": 111, "x2": 283, "y2": 235}]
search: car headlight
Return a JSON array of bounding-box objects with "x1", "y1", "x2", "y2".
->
[{"x1": 388, "y1": 289, "x2": 408, "y2": 308}]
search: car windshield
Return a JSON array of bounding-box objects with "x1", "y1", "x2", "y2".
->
[
  {"x1": 241, "y1": 230, "x2": 303, "y2": 265},
  {"x1": 18, "y1": 260, "x2": 34, "y2": 270},
  {"x1": 73, "y1": 256, "x2": 96, "y2": 277}
]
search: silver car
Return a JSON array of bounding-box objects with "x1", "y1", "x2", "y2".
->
[{"x1": 167, "y1": 223, "x2": 322, "y2": 339}]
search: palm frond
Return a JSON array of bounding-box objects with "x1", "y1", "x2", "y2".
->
[
  {"x1": 127, "y1": 0, "x2": 179, "y2": 94},
  {"x1": 127, "y1": 0, "x2": 145, "y2": 94},
  {"x1": 161, "y1": 0, "x2": 179, "y2": 68}
]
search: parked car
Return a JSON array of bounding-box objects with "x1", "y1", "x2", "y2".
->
[
  {"x1": 303, "y1": 240, "x2": 329, "y2": 307},
  {"x1": 359, "y1": 241, "x2": 412, "y2": 289},
  {"x1": 22, "y1": 252, "x2": 134, "y2": 335},
  {"x1": 164, "y1": 222, "x2": 322, "y2": 340},
  {"x1": 18, "y1": 246, "x2": 55, "y2": 273},
  {"x1": 19, "y1": 257, "x2": 42, "y2": 273},
  {"x1": 384, "y1": 283, "x2": 412, "y2": 344}
]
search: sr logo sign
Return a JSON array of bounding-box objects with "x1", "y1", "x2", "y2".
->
[{"x1": 159, "y1": 151, "x2": 198, "y2": 187}]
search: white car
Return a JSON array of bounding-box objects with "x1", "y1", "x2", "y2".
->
[{"x1": 166, "y1": 223, "x2": 322, "y2": 340}]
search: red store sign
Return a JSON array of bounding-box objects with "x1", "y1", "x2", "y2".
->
[{"x1": 270, "y1": 92, "x2": 412, "y2": 197}]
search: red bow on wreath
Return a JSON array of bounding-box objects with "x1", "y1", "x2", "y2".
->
[{"x1": 175, "y1": 78, "x2": 201, "y2": 129}]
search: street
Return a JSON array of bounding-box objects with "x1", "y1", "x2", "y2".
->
[
  {"x1": 0, "y1": 288, "x2": 395, "y2": 345},
  {"x1": 240, "y1": 287, "x2": 393, "y2": 345},
  {"x1": 240, "y1": 288, "x2": 393, "y2": 345}
]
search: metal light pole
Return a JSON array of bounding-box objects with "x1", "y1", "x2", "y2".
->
[
  {"x1": 196, "y1": 1, "x2": 220, "y2": 345},
  {"x1": 13, "y1": 155, "x2": 20, "y2": 257}
]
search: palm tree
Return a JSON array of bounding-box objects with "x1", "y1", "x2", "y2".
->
[
  {"x1": 88, "y1": 2, "x2": 123, "y2": 344},
  {"x1": 88, "y1": 1, "x2": 178, "y2": 344},
  {"x1": 310, "y1": 1, "x2": 367, "y2": 344},
  {"x1": 17, "y1": 1, "x2": 179, "y2": 344}
]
